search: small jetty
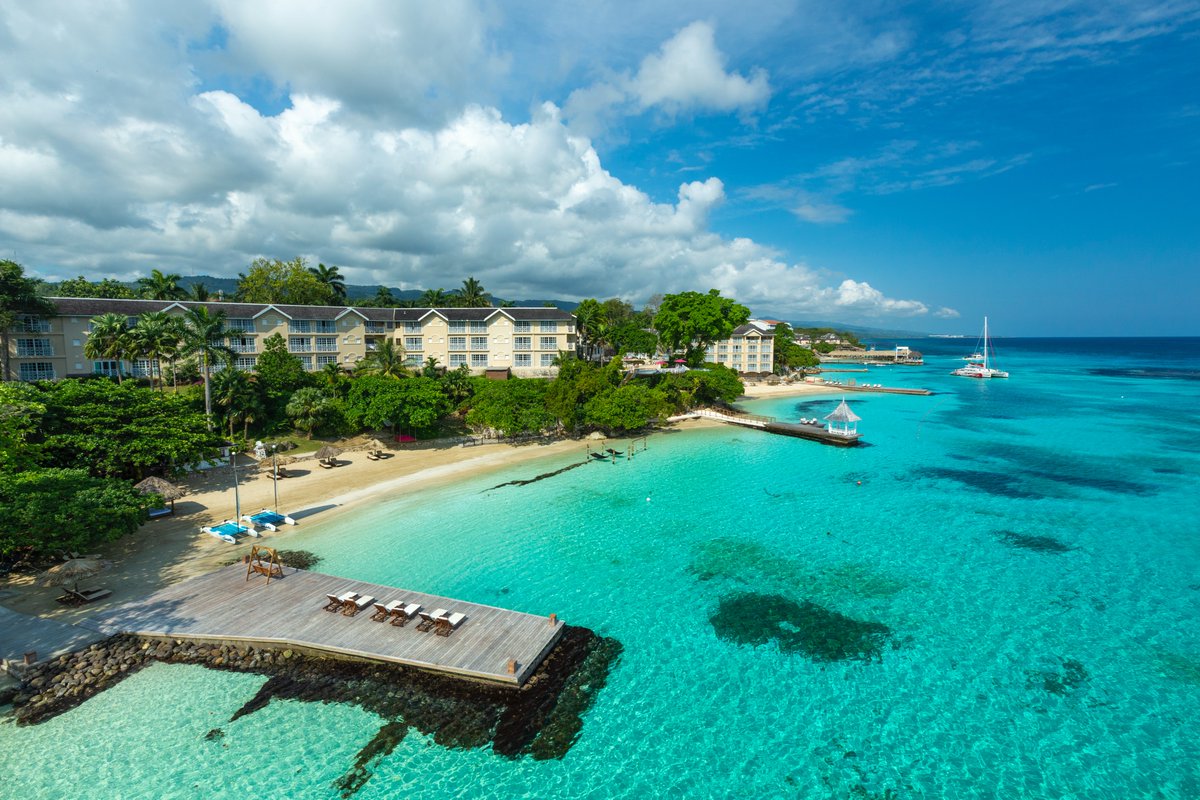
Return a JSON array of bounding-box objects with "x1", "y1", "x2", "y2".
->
[
  {"x1": 685, "y1": 407, "x2": 863, "y2": 447},
  {"x1": 83, "y1": 564, "x2": 565, "y2": 686},
  {"x1": 839, "y1": 383, "x2": 932, "y2": 396}
]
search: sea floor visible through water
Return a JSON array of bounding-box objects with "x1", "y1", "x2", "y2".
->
[{"x1": 3, "y1": 337, "x2": 1200, "y2": 799}]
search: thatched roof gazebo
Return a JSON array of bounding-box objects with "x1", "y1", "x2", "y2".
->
[{"x1": 133, "y1": 476, "x2": 188, "y2": 513}]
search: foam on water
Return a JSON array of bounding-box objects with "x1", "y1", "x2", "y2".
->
[{"x1": 4, "y1": 338, "x2": 1199, "y2": 798}]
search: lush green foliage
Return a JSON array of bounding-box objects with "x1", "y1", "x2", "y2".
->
[
  {"x1": 0, "y1": 468, "x2": 150, "y2": 557},
  {"x1": 345, "y1": 376, "x2": 450, "y2": 433},
  {"x1": 53, "y1": 275, "x2": 136, "y2": 299},
  {"x1": 34, "y1": 379, "x2": 221, "y2": 480},
  {"x1": 583, "y1": 383, "x2": 669, "y2": 432},
  {"x1": 286, "y1": 387, "x2": 336, "y2": 438},
  {"x1": 772, "y1": 322, "x2": 820, "y2": 371},
  {"x1": 653, "y1": 290, "x2": 750, "y2": 365},
  {"x1": 236, "y1": 257, "x2": 336, "y2": 305},
  {"x1": 0, "y1": 382, "x2": 45, "y2": 472},
  {"x1": 136, "y1": 269, "x2": 188, "y2": 300},
  {"x1": 465, "y1": 378, "x2": 554, "y2": 435},
  {"x1": 357, "y1": 338, "x2": 408, "y2": 379},
  {"x1": 308, "y1": 263, "x2": 346, "y2": 301}
]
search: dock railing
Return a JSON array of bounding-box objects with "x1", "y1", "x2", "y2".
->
[{"x1": 693, "y1": 408, "x2": 775, "y2": 427}]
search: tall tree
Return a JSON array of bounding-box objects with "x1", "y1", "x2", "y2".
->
[
  {"x1": 236, "y1": 257, "x2": 336, "y2": 305},
  {"x1": 211, "y1": 367, "x2": 259, "y2": 439},
  {"x1": 188, "y1": 282, "x2": 211, "y2": 301},
  {"x1": 130, "y1": 311, "x2": 181, "y2": 390},
  {"x1": 136, "y1": 269, "x2": 187, "y2": 300},
  {"x1": 179, "y1": 306, "x2": 235, "y2": 425},
  {"x1": 653, "y1": 290, "x2": 750, "y2": 365},
  {"x1": 286, "y1": 387, "x2": 334, "y2": 439},
  {"x1": 358, "y1": 338, "x2": 408, "y2": 379},
  {"x1": 55, "y1": 275, "x2": 136, "y2": 299},
  {"x1": 456, "y1": 277, "x2": 491, "y2": 308},
  {"x1": 419, "y1": 288, "x2": 449, "y2": 307},
  {"x1": 83, "y1": 312, "x2": 133, "y2": 383},
  {"x1": 373, "y1": 286, "x2": 396, "y2": 307},
  {"x1": 573, "y1": 298, "x2": 607, "y2": 361},
  {"x1": 308, "y1": 263, "x2": 347, "y2": 302},
  {"x1": 0, "y1": 260, "x2": 56, "y2": 381}
]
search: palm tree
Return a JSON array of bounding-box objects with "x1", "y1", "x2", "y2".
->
[
  {"x1": 286, "y1": 387, "x2": 334, "y2": 439},
  {"x1": 179, "y1": 306, "x2": 236, "y2": 425},
  {"x1": 320, "y1": 360, "x2": 346, "y2": 393},
  {"x1": 188, "y1": 282, "x2": 211, "y2": 301},
  {"x1": 211, "y1": 368, "x2": 259, "y2": 439},
  {"x1": 130, "y1": 311, "x2": 182, "y2": 390},
  {"x1": 373, "y1": 286, "x2": 396, "y2": 307},
  {"x1": 456, "y1": 277, "x2": 490, "y2": 308},
  {"x1": 419, "y1": 288, "x2": 449, "y2": 307},
  {"x1": 309, "y1": 263, "x2": 347, "y2": 303},
  {"x1": 84, "y1": 312, "x2": 133, "y2": 383},
  {"x1": 421, "y1": 356, "x2": 441, "y2": 378},
  {"x1": 358, "y1": 338, "x2": 408, "y2": 379},
  {"x1": 136, "y1": 269, "x2": 187, "y2": 300}
]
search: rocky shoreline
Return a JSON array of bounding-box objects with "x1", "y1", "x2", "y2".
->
[{"x1": 6, "y1": 626, "x2": 622, "y2": 797}]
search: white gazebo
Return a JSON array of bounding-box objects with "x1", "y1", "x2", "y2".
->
[{"x1": 823, "y1": 398, "x2": 861, "y2": 437}]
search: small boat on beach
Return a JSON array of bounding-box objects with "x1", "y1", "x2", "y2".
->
[
  {"x1": 203, "y1": 520, "x2": 255, "y2": 544},
  {"x1": 952, "y1": 317, "x2": 1009, "y2": 379},
  {"x1": 241, "y1": 509, "x2": 297, "y2": 532}
]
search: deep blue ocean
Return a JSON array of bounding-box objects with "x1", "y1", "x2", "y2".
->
[{"x1": 3, "y1": 337, "x2": 1199, "y2": 799}]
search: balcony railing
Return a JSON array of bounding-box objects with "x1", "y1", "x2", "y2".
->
[
  {"x1": 230, "y1": 344, "x2": 257, "y2": 354},
  {"x1": 365, "y1": 324, "x2": 386, "y2": 334},
  {"x1": 316, "y1": 344, "x2": 338, "y2": 352},
  {"x1": 288, "y1": 345, "x2": 313, "y2": 353}
]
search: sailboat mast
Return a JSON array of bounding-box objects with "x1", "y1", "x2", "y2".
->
[{"x1": 983, "y1": 316, "x2": 989, "y2": 370}]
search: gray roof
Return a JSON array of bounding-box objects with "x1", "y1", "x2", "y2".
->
[
  {"x1": 502, "y1": 307, "x2": 574, "y2": 321},
  {"x1": 824, "y1": 399, "x2": 862, "y2": 423},
  {"x1": 731, "y1": 323, "x2": 770, "y2": 337},
  {"x1": 48, "y1": 297, "x2": 174, "y2": 316}
]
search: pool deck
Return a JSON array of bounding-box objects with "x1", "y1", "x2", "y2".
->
[{"x1": 83, "y1": 564, "x2": 565, "y2": 686}]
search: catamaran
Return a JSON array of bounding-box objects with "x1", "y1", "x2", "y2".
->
[{"x1": 952, "y1": 317, "x2": 1009, "y2": 379}]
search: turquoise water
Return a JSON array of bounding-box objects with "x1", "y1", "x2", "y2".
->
[{"x1": 4, "y1": 338, "x2": 1200, "y2": 798}]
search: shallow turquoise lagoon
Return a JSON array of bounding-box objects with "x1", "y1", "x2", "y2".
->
[{"x1": 4, "y1": 338, "x2": 1199, "y2": 798}]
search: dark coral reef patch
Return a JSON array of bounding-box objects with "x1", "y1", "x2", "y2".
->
[{"x1": 710, "y1": 592, "x2": 892, "y2": 662}]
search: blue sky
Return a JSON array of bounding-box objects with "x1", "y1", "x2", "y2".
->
[{"x1": 0, "y1": 2, "x2": 1196, "y2": 334}]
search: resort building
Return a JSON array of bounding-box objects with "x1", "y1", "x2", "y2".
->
[
  {"x1": 704, "y1": 320, "x2": 776, "y2": 375},
  {"x1": 5, "y1": 298, "x2": 576, "y2": 382}
]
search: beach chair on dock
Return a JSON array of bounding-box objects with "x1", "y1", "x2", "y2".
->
[
  {"x1": 56, "y1": 587, "x2": 112, "y2": 605},
  {"x1": 344, "y1": 595, "x2": 374, "y2": 616},
  {"x1": 325, "y1": 591, "x2": 357, "y2": 612},
  {"x1": 416, "y1": 608, "x2": 447, "y2": 632},
  {"x1": 390, "y1": 603, "x2": 421, "y2": 626},
  {"x1": 433, "y1": 611, "x2": 466, "y2": 637},
  {"x1": 372, "y1": 600, "x2": 403, "y2": 622}
]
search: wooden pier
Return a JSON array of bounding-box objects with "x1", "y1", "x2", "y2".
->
[
  {"x1": 839, "y1": 384, "x2": 932, "y2": 396},
  {"x1": 84, "y1": 565, "x2": 565, "y2": 686},
  {"x1": 687, "y1": 409, "x2": 862, "y2": 447}
]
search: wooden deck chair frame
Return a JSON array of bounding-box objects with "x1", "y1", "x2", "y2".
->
[{"x1": 245, "y1": 545, "x2": 283, "y2": 584}]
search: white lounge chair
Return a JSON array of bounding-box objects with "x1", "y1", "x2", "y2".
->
[
  {"x1": 324, "y1": 590, "x2": 357, "y2": 612},
  {"x1": 390, "y1": 602, "x2": 421, "y2": 627},
  {"x1": 434, "y1": 611, "x2": 466, "y2": 637},
  {"x1": 416, "y1": 608, "x2": 446, "y2": 632},
  {"x1": 371, "y1": 600, "x2": 404, "y2": 622},
  {"x1": 344, "y1": 594, "x2": 374, "y2": 616}
]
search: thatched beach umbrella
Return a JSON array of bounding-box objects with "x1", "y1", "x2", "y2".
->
[
  {"x1": 133, "y1": 476, "x2": 187, "y2": 512},
  {"x1": 39, "y1": 558, "x2": 110, "y2": 592},
  {"x1": 315, "y1": 444, "x2": 342, "y2": 464}
]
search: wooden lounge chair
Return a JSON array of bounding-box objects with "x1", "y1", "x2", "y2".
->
[
  {"x1": 434, "y1": 611, "x2": 466, "y2": 637},
  {"x1": 366, "y1": 451, "x2": 380, "y2": 461},
  {"x1": 343, "y1": 594, "x2": 374, "y2": 616},
  {"x1": 390, "y1": 602, "x2": 421, "y2": 626},
  {"x1": 371, "y1": 600, "x2": 403, "y2": 622},
  {"x1": 324, "y1": 591, "x2": 357, "y2": 612},
  {"x1": 318, "y1": 458, "x2": 335, "y2": 469},
  {"x1": 56, "y1": 587, "x2": 112, "y2": 605},
  {"x1": 416, "y1": 608, "x2": 447, "y2": 632},
  {"x1": 372, "y1": 449, "x2": 391, "y2": 459}
]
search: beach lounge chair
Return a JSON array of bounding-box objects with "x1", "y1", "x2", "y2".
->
[
  {"x1": 416, "y1": 608, "x2": 447, "y2": 632},
  {"x1": 318, "y1": 458, "x2": 334, "y2": 469},
  {"x1": 147, "y1": 507, "x2": 173, "y2": 519},
  {"x1": 371, "y1": 600, "x2": 404, "y2": 622},
  {"x1": 372, "y1": 449, "x2": 391, "y2": 459},
  {"x1": 433, "y1": 611, "x2": 466, "y2": 637},
  {"x1": 325, "y1": 590, "x2": 357, "y2": 612},
  {"x1": 390, "y1": 602, "x2": 421, "y2": 626},
  {"x1": 366, "y1": 451, "x2": 380, "y2": 461},
  {"x1": 56, "y1": 587, "x2": 112, "y2": 605},
  {"x1": 344, "y1": 594, "x2": 374, "y2": 616}
]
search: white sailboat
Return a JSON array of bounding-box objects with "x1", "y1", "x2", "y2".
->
[{"x1": 951, "y1": 317, "x2": 1009, "y2": 379}]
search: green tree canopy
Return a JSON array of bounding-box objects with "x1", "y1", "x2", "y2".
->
[
  {"x1": 357, "y1": 338, "x2": 408, "y2": 379},
  {"x1": 54, "y1": 275, "x2": 136, "y2": 299},
  {"x1": 0, "y1": 468, "x2": 151, "y2": 558},
  {"x1": 455, "y1": 277, "x2": 491, "y2": 308},
  {"x1": 136, "y1": 269, "x2": 187, "y2": 300},
  {"x1": 178, "y1": 306, "x2": 235, "y2": 423},
  {"x1": 771, "y1": 322, "x2": 818, "y2": 371},
  {"x1": 1, "y1": 260, "x2": 57, "y2": 381},
  {"x1": 84, "y1": 312, "x2": 134, "y2": 382},
  {"x1": 286, "y1": 387, "x2": 335, "y2": 439},
  {"x1": 345, "y1": 375, "x2": 450, "y2": 434},
  {"x1": 0, "y1": 382, "x2": 46, "y2": 472},
  {"x1": 308, "y1": 263, "x2": 347, "y2": 302},
  {"x1": 653, "y1": 290, "x2": 750, "y2": 365},
  {"x1": 465, "y1": 378, "x2": 554, "y2": 436},
  {"x1": 583, "y1": 383, "x2": 668, "y2": 433},
  {"x1": 236, "y1": 257, "x2": 336, "y2": 305}
]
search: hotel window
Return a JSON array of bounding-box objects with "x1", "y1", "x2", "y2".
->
[
  {"x1": 235, "y1": 356, "x2": 258, "y2": 370},
  {"x1": 19, "y1": 362, "x2": 55, "y2": 381},
  {"x1": 471, "y1": 353, "x2": 488, "y2": 367},
  {"x1": 288, "y1": 337, "x2": 312, "y2": 353},
  {"x1": 16, "y1": 338, "x2": 54, "y2": 357},
  {"x1": 316, "y1": 337, "x2": 338, "y2": 352},
  {"x1": 404, "y1": 337, "x2": 423, "y2": 351},
  {"x1": 540, "y1": 321, "x2": 558, "y2": 333},
  {"x1": 288, "y1": 320, "x2": 312, "y2": 333},
  {"x1": 131, "y1": 359, "x2": 156, "y2": 377},
  {"x1": 515, "y1": 321, "x2": 531, "y2": 333},
  {"x1": 227, "y1": 318, "x2": 255, "y2": 333},
  {"x1": 365, "y1": 322, "x2": 386, "y2": 334},
  {"x1": 315, "y1": 320, "x2": 336, "y2": 333},
  {"x1": 469, "y1": 321, "x2": 487, "y2": 333},
  {"x1": 404, "y1": 322, "x2": 422, "y2": 333},
  {"x1": 449, "y1": 321, "x2": 467, "y2": 333},
  {"x1": 540, "y1": 353, "x2": 556, "y2": 367},
  {"x1": 718, "y1": 345, "x2": 728, "y2": 353},
  {"x1": 17, "y1": 315, "x2": 51, "y2": 333},
  {"x1": 449, "y1": 353, "x2": 467, "y2": 366},
  {"x1": 229, "y1": 337, "x2": 256, "y2": 354},
  {"x1": 470, "y1": 336, "x2": 488, "y2": 351},
  {"x1": 539, "y1": 336, "x2": 557, "y2": 350},
  {"x1": 93, "y1": 360, "x2": 121, "y2": 377},
  {"x1": 748, "y1": 344, "x2": 757, "y2": 353},
  {"x1": 297, "y1": 355, "x2": 313, "y2": 369},
  {"x1": 316, "y1": 355, "x2": 338, "y2": 367},
  {"x1": 449, "y1": 336, "x2": 467, "y2": 350},
  {"x1": 514, "y1": 336, "x2": 531, "y2": 351},
  {"x1": 514, "y1": 353, "x2": 532, "y2": 367},
  {"x1": 732, "y1": 345, "x2": 742, "y2": 354}
]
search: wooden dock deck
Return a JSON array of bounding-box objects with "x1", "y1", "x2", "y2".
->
[
  {"x1": 839, "y1": 384, "x2": 932, "y2": 396},
  {"x1": 83, "y1": 565, "x2": 564, "y2": 686},
  {"x1": 686, "y1": 409, "x2": 863, "y2": 447}
]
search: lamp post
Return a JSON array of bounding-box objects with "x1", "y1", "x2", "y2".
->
[
  {"x1": 231, "y1": 448, "x2": 242, "y2": 528},
  {"x1": 270, "y1": 443, "x2": 279, "y2": 512}
]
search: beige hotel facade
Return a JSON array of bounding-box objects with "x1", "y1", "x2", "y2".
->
[{"x1": 5, "y1": 298, "x2": 577, "y2": 382}]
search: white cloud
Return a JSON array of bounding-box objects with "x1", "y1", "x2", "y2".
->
[
  {"x1": 792, "y1": 201, "x2": 852, "y2": 224},
  {"x1": 934, "y1": 306, "x2": 961, "y2": 319},
  {"x1": 565, "y1": 21, "x2": 769, "y2": 135}
]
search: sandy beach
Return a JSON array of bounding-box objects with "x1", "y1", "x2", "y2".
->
[{"x1": 0, "y1": 381, "x2": 837, "y2": 622}]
